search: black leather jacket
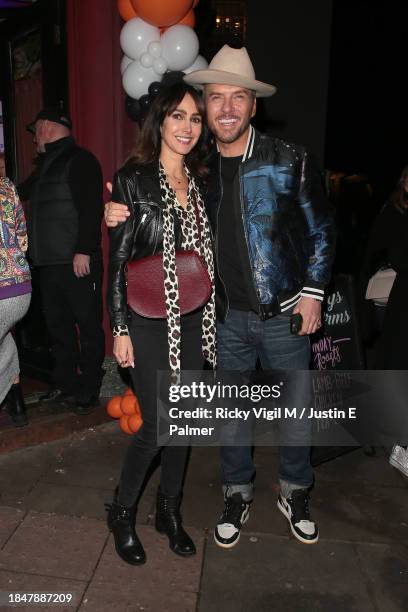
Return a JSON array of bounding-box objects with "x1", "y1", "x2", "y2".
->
[{"x1": 107, "y1": 160, "x2": 222, "y2": 328}]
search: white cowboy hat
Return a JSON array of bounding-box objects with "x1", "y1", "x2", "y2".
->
[{"x1": 184, "y1": 45, "x2": 277, "y2": 98}]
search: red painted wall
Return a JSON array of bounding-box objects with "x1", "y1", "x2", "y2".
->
[{"x1": 67, "y1": 0, "x2": 138, "y2": 354}]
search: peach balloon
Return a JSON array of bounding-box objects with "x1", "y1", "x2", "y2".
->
[
  {"x1": 118, "y1": 0, "x2": 138, "y2": 21},
  {"x1": 177, "y1": 9, "x2": 196, "y2": 28},
  {"x1": 131, "y1": 0, "x2": 193, "y2": 27}
]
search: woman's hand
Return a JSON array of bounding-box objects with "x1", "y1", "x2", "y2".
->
[{"x1": 113, "y1": 335, "x2": 135, "y2": 368}]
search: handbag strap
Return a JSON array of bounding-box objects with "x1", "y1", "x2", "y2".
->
[{"x1": 191, "y1": 189, "x2": 203, "y2": 244}]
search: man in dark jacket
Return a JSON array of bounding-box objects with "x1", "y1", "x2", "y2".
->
[
  {"x1": 20, "y1": 107, "x2": 105, "y2": 414},
  {"x1": 105, "y1": 47, "x2": 335, "y2": 546}
]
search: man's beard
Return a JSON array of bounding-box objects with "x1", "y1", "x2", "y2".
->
[{"x1": 210, "y1": 115, "x2": 251, "y2": 145}]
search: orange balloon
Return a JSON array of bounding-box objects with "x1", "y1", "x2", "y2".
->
[
  {"x1": 121, "y1": 394, "x2": 137, "y2": 415},
  {"x1": 131, "y1": 0, "x2": 193, "y2": 27},
  {"x1": 120, "y1": 415, "x2": 133, "y2": 434},
  {"x1": 107, "y1": 396, "x2": 122, "y2": 419},
  {"x1": 177, "y1": 9, "x2": 196, "y2": 28},
  {"x1": 123, "y1": 387, "x2": 134, "y2": 396},
  {"x1": 193, "y1": 0, "x2": 199, "y2": 7},
  {"x1": 118, "y1": 0, "x2": 138, "y2": 21},
  {"x1": 128, "y1": 413, "x2": 143, "y2": 433}
]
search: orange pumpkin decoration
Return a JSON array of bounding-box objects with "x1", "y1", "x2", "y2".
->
[
  {"x1": 120, "y1": 414, "x2": 133, "y2": 434},
  {"x1": 121, "y1": 394, "x2": 138, "y2": 415},
  {"x1": 107, "y1": 395, "x2": 123, "y2": 418}
]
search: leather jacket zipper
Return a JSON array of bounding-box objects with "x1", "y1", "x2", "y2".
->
[{"x1": 215, "y1": 156, "x2": 230, "y2": 317}]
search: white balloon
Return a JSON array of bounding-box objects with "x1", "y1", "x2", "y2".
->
[
  {"x1": 122, "y1": 61, "x2": 158, "y2": 99},
  {"x1": 120, "y1": 55, "x2": 133, "y2": 75},
  {"x1": 140, "y1": 52, "x2": 154, "y2": 68},
  {"x1": 183, "y1": 55, "x2": 208, "y2": 74},
  {"x1": 148, "y1": 41, "x2": 162, "y2": 59},
  {"x1": 153, "y1": 57, "x2": 167, "y2": 76},
  {"x1": 120, "y1": 18, "x2": 160, "y2": 61},
  {"x1": 160, "y1": 25, "x2": 199, "y2": 71}
]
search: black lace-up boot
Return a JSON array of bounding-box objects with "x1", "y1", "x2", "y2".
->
[
  {"x1": 106, "y1": 501, "x2": 146, "y2": 565},
  {"x1": 155, "y1": 489, "x2": 196, "y2": 556}
]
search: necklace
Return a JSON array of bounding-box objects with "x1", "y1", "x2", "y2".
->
[{"x1": 160, "y1": 161, "x2": 187, "y2": 186}]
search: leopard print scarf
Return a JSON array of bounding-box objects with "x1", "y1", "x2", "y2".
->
[{"x1": 159, "y1": 163, "x2": 216, "y2": 375}]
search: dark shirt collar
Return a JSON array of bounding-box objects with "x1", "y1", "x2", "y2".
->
[{"x1": 44, "y1": 135, "x2": 74, "y2": 154}]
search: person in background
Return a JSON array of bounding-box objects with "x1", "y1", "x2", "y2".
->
[
  {"x1": 0, "y1": 176, "x2": 31, "y2": 427},
  {"x1": 0, "y1": 153, "x2": 6, "y2": 178},
  {"x1": 106, "y1": 82, "x2": 215, "y2": 565},
  {"x1": 364, "y1": 164, "x2": 408, "y2": 477},
  {"x1": 19, "y1": 107, "x2": 105, "y2": 415}
]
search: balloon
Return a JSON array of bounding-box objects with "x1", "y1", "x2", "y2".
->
[
  {"x1": 120, "y1": 18, "x2": 160, "y2": 61},
  {"x1": 148, "y1": 81, "x2": 162, "y2": 97},
  {"x1": 183, "y1": 54, "x2": 208, "y2": 74},
  {"x1": 138, "y1": 94, "x2": 152, "y2": 112},
  {"x1": 193, "y1": 0, "x2": 199, "y2": 6},
  {"x1": 148, "y1": 41, "x2": 162, "y2": 58},
  {"x1": 118, "y1": 0, "x2": 138, "y2": 21},
  {"x1": 125, "y1": 95, "x2": 141, "y2": 122},
  {"x1": 140, "y1": 52, "x2": 154, "y2": 68},
  {"x1": 123, "y1": 387, "x2": 134, "y2": 396},
  {"x1": 160, "y1": 25, "x2": 199, "y2": 71},
  {"x1": 122, "y1": 61, "x2": 158, "y2": 98},
  {"x1": 177, "y1": 9, "x2": 196, "y2": 28},
  {"x1": 131, "y1": 0, "x2": 193, "y2": 28},
  {"x1": 107, "y1": 396, "x2": 122, "y2": 418},
  {"x1": 153, "y1": 57, "x2": 167, "y2": 75},
  {"x1": 121, "y1": 55, "x2": 133, "y2": 74},
  {"x1": 120, "y1": 414, "x2": 133, "y2": 434},
  {"x1": 128, "y1": 412, "x2": 143, "y2": 433},
  {"x1": 161, "y1": 70, "x2": 185, "y2": 87},
  {"x1": 121, "y1": 394, "x2": 137, "y2": 415}
]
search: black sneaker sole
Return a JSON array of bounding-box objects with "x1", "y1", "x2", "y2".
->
[
  {"x1": 213, "y1": 508, "x2": 250, "y2": 549},
  {"x1": 277, "y1": 497, "x2": 319, "y2": 545}
]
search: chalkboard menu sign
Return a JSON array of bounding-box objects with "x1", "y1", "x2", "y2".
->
[
  {"x1": 311, "y1": 273, "x2": 365, "y2": 371},
  {"x1": 311, "y1": 273, "x2": 365, "y2": 465}
]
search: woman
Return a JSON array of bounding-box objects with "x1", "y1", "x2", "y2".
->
[
  {"x1": 0, "y1": 176, "x2": 32, "y2": 427},
  {"x1": 107, "y1": 82, "x2": 216, "y2": 565},
  {"x1": 364, "y1": 165, "x2": 408, "y2": 476}
]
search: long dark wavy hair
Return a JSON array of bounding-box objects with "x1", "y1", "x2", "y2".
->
[
  {"x1": 129, "y1": 82, "x2": 210, "y2": 179},
  {"x1": 388, "y1": 165, "x2": 408, "y2": 213}
]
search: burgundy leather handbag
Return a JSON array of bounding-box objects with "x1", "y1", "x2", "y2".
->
[{"x1": 126, "y1": 250, "x2": 212, "y2": 318}]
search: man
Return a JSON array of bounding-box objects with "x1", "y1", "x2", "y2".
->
[
  {"x1": 20, "y1": 107, "x2": 105, "y2": 414},
  {"x1": 105, "y1": 46, "x2": 335, "y2": 546}
]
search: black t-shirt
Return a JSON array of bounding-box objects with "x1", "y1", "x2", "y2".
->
[{"x1": 217, "y1": 155, "x2": 254, "y2": 311}]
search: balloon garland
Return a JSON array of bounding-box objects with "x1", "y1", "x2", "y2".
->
[{"x1": 117, "y1": 0, "x2": 208, "y2": 122}]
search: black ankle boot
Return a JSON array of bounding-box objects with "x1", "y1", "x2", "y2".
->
[
  {"x1": 6, "y1": 383, "x2": 28, "y2": 428},
  {"x1": 155, "y1": 489, "x2": 196, "y2": 556},
  {"x1": 106, "y1": 501, "x2": 146, "y2": 565}
]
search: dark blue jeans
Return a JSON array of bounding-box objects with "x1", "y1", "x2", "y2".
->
[{"x1": 217, "y1": 309, "x2": 313, "y2": 500}]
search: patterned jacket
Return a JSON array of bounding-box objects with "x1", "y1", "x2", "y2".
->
[
  {"x1": 205, "y1": 126, "x2": 336, "y2": 320},
  {"x1": 0, "y1": 177, "x2": 31, "y2": 294}
]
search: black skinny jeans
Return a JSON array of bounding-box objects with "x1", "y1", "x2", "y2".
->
[{"x1": 118, "y1": 309, "x2": 204, "y2": 507}]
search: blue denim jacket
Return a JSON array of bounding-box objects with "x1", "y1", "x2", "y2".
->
[{"x1": 206, "y1": 127, "x2": 335, "y2": 320}]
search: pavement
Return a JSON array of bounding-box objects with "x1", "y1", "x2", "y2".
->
[{"x1": 0, "y1": 418, "x2": 408, "y2": 612}]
